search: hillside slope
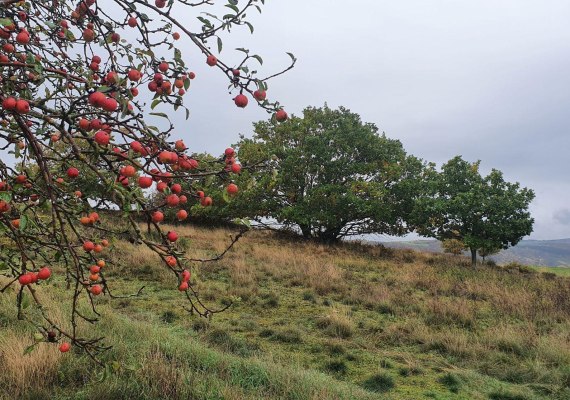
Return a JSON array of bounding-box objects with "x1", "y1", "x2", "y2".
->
[
  {"x1": 1, "y1": 226, "x2": 569, "y2": 400},
  {"x1": 381, "y1": 238, "x2": 570, "y2": 267}
]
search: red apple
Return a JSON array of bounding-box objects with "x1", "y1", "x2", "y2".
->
[
  {"x1": 275, "y1": 109, "x2": 288, "y2": 122},
  {"x1": 234, "y1": 94, "x2": 248, "y2": 108},
  {"x1": 176, "y1": 209, "x2": 188, "y2": 221},
  {"x1": 227, "y1": 183, "x2": 238, "y2": 195},
  {"x1": 206, "y1": 55, "x2": 217, "y2": 66},
  {"x1": 151, "y1": 211, "x2": 164, "y2": 223},
  {"x1": 253, "y1": 90, "x2": 266, "y2": 101},
  {"x1": 67, "y1": 167, "x2": 79, "y2": 179},
  {"x1": 138, "y1": 176, "x2": 152, "y2": 188},
  {"x1": 166, "y1": 231, "x2": 178, "y2": 242},
  {"x1": 93, "y1": 131, "x2": 110, "y2": 146},
  {"x1": 37, "y1": 267, "x2": 51, "y2": 280}
]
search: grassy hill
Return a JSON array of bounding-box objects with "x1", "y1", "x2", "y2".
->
[
  {"x1": 1, "y1": 225, "x2": 570, "y2": 399},
  {"x1": 380, "y1": 238, "x2": 570, "y2": 268}
]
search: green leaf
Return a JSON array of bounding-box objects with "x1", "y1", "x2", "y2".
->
[
  {"x1": 65, "y1": 29, "x2": 76, "y2": 41},
  {"x1": 96, "y1": 364, "x2": 111, "y2": 383},
  {"x1": 217, "y1": 37, "x2": 223, "y2": 53},
  {"x1": 197, "y1": 17, "x2": 212, "y2": 28},
  {"x1": 252, "y1": 55, "x2": 263, "y2": 65},
  {"x1": 0, "y1": 18, "x2": 13, "y2": 27},
  {"x1": 23, "y1": 343, "x2": 37, "y2": 356},
  {"x1": 0, "y1": 192, "x2": 12, "y2": 202},
  {"x1": 244, "y1": 22, "x2": 254, "y2": 34},
  {"x1": 18, "y1": 215, "x2": 28, "y2": 232},
  {"x1": 232, "y1": 218, "x2": 251, "y2": 228},
  {"x1": 149, "y1": 112, "x2": 169, "y2": 119},
  {"x1": 21, "y1": 293, "x2": 30, "y2": 309},
  {"x1": 174, "y1": 48, "x2": 183, "y2": 65},
  {"x1": 150, "y1": 99, "x2": 161, "y2": 110},
  {"x1": 225, "y1": 4, "x2": 239, "y2": 13},
  {"x1": 222, "y1": 190, "x2": 231, "y2": 203}
]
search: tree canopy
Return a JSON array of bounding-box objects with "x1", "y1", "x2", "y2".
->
[
  {"x1": 211, "y1": 105, "x2": 425, "y2": 242},
  {"x1": 412, "y1": 156, "x2": 535, "y2": 265}
]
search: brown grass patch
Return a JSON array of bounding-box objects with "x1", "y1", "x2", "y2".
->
[
  {"x1": 0, "y1": 333, "x2": 63, "y2": 398},
  {"x1": 316, "y1": 307, "x2": 355, "y2": 339}
]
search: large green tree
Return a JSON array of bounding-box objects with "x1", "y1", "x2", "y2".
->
[
  {"x1": 412, "y1": 156, "x2": 535, "y2": 266},
  {"x1": 210, "y1": 105, "x2": 424, "y2": 242}
]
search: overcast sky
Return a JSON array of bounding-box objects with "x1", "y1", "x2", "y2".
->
[{"x1": 165, "y1": 0, "x2": 570, "y2": 240}]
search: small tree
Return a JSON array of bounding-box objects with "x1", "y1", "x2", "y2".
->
[
  {"x1": 442, "y1": 238, "x2": 466, "y2": 256},
  {"x1": 412, "y1": 156, "x2": 535, "y2": 266},
  {"x1": 0, "y1": 0, "x2": 293, "y2": 361},
  {"x1": 478, "y1": 244, "x2": 501, "y2": 263},
  {"x1": 208, "y1": 105, "x2": 425, "y2": 242}
]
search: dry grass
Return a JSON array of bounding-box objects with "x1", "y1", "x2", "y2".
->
[
  {"x1": 301, "y1": 261, "x2": 347, "y2": 295},
  {"x1": 3, "y1": 224, "x2": 570, "y2": 398},
  {"x1": 0, "y1": 332, "x2": 63, "y2": 398},
  {"x1": 424, "y1": 297, "x2": 477, "y2": 329},
  {"x1": 0, "y1": 278, "x2": 67, "y2": 399},
  {"x1": 138, "y1": 346, "x2": 187, "y2": 399},
  {"x1": 108, "y1": 240, "x2": 170, "y2": 283},
  {"x1": 348, "y1": 281, "x2": 392, "y2": 309},
  {"x1": 226, "y1": 255, "x2": 258, "y2": 301},
  {"x1": 316, "y1": 307, "x2": 355, "y2": 339}
]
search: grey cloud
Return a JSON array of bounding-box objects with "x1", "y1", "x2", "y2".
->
[
  {"x1": 554, "y1": 209, "x2": 570, "y2": 226},
  {"x1": 172, "y1": 0, "x2": 570, "y2": 239},
  {"x1": 170, "y1": 0, "x2": 570, "y2": 239}
]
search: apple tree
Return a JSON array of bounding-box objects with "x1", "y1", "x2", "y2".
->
[{"x1": 0, "y1": 0, "x2": 293, "y2": 361}]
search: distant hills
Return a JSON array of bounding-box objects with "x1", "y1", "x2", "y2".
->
[{"x1": 378, "y1": 238, "x2": 570, "y2": 267}]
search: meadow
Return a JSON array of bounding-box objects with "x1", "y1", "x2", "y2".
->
[{"x1": 1, "y1": 224, "x2": 569, "y2": 400}]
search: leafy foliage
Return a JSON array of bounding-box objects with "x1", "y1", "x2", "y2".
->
[
  {"x1": 206, "y1": 105, "x2": 425, "y2": 242},
  {"x1": 412, "y1": 156, "x2": 535, "y2": 265}
]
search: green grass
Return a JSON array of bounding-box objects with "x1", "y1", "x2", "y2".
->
[
  {"x1": 529, "y1": 265, "x2": 570, "y2": 277},
  {"x1": 1, "y1": 225, "x2": 570, "y2": 399}
]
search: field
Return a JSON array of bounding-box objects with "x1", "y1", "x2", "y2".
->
[
  {"x1": 1, "y1": 225, "x2": 570, "y2": 400},
  {"x1": 529, "y1": 266, "x2": 570, "y2": 277}
]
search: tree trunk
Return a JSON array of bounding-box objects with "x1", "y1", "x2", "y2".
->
[
  {"x1": 318, "y1": 231, "x2": 340, "y2": 244},
  {"x1": 299, "y1": 224, "x2": 312, "y2": 238},
  {"x1": 470, "y1": 248, "x2": 477, "y2": 267}
]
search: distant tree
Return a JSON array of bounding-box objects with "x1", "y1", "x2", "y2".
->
[
  {"x1": 412, "y1": 156, "x2": 535, "y2": 266},
  {"x1": 478, "y1": 244, "x2": 501, "y2": 263},
  {"x1": 442, "y1": 239, "x2": 466, "y2": 256},
  {"x1": 211, "y1": 105, "x2": 425, "y2": 243}
]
